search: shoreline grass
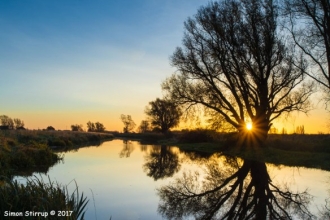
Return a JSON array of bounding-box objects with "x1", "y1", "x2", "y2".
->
[{"x1": 0, "y1": 176, "x2": 88, "y2": 220}]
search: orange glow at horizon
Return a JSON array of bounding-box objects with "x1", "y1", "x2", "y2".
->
[{"x1": 4, "y1": 107, "x2": 329, "y2": 134}]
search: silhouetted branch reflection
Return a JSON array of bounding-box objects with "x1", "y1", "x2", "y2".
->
[
  {"x1": 321, "y1": 199, "x2": 330, "y2": 219},
  {"x1": 140, "y1": 144, "x2": 148, "y2": 152},
  {"x1": 119, "y1": 140, "x2": 135, "y2": 158},
  {"x1": 157, "y1": 155, "x2": 313, "y2": 219},
  {"x1": 320, "y1": 177, "x2": 330, "y2": 219},
  {"x1": 143, "y1": 145, "x2": 180, "y2": 181}
]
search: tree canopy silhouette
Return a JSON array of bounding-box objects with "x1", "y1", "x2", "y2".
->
[
  {"x1": 162, "y1": 0, "x2": 313, "y2": 145},
  {"x1": 138, "y1": 120, "x2": 150, "y2": 133},
  {"x1": 86, "y1": 121, "x2": 105, "y2": 132},
  {"x1": 46, "y1": 126, "x2": 55, "y2": 131},
  {"x1": 145, "y1": 98, "x2": 182, "y2": 133},
  {"x1": 0, "y1": 116, "x2": 25, "y2": 130},
  {"x1": 71, "y1": 124, "x2": 83, "y2": 132},
  {"x1": 0, "y1": 115, "x2": 14, "y2": 130},
  {"x1": 120, "y1": 114, "x2": 136, "y2": 133},
  {"x1": 87, "y1": 121, "x2": 95, "y2": 132}
]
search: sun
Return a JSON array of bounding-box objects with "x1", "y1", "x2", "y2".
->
[{"x1": 246, "y1": 122, "x2": 253, "y2": 131}]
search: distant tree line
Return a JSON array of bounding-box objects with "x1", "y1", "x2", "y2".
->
[
  {"x1": 0, "y1": 115, "x2": 25, "y2": 130},
  {"x1": 0, "y1": 115, "x2": 109, "y2": 133}
]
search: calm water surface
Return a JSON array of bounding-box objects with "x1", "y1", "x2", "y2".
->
[{"x1": 17, "y1": 140, "x2": 330, "y2": 219}]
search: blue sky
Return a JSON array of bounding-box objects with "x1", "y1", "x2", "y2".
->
[
  {"x1": 0, "y1": 0, "x2": 328, "y2": 133},
  {"x1": 0, "y1": 0, "x2": 211, "y2": 130}
]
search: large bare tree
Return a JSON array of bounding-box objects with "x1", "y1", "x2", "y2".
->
[
  {"x1": 162, "y1": 0, "x2": 313, "y2": 145},
  {"x1": 284, "y1": 0, "x2": 330, "y2": 90}
]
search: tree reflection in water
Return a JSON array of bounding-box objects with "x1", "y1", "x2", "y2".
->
[
  {"x1": 143, "y1": 145, "x2": 180, "y2": 181},
  {"x1": 157, "y1": 154, "x2": 313, "y2": 220},
  {"x1": 320, "y1": 177, "x2": 330, "y2": 219},
  {"x1": 119, "y1": 140, "x2": 135, "y2": 158},
  {"x1": 321, "y1": 200, "x2": 330, "y2": 219}
]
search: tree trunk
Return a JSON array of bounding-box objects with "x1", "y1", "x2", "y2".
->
[
  {"x1": 250, "y1": 161, "x2": 270, "y2": 219},
  {"x1": 252, "y1": 116, "x2": 269, "y2": 146}
]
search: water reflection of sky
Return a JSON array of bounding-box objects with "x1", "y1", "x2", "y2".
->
[
  {"x1": 16, "y1": 140, "x2": 330, "y2": 219},
  {"x1": 267, "y1": 164, "x2": 329, "y2": 216}
]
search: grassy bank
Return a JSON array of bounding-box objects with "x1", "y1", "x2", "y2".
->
[
  {"x1": 0, "y1": 130, "x2": 114, "y2": 177},
  {"x1": 0, "y1": 142, "x2": 60, "y2": 177},
  {"x1": 0, "y1": 130, "x2": 102, "y2": 219}
]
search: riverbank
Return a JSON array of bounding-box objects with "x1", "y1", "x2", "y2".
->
[
  {"x1": 0, "y1": 130, "x2": 114, "y2": 177},
  {"x1": 0, "y1": 130, "x2": 98, "y2": 218}
]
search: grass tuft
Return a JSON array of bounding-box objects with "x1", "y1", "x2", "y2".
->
[{"x1": 0, "y1": 176, "x2": 88, "y2": 220}]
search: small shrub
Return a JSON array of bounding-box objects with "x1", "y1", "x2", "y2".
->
[{"x1": 46, "y1": 126, "x2": 55, "y2": 131}]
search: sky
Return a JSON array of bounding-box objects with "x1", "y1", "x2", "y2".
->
[{"x1": 0, "y1": 0, "x2": 329, "y2": 133}]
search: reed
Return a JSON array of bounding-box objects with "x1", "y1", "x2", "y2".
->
[{"x1": 0, "y1": 176, "x2": 88, "y2": 220}]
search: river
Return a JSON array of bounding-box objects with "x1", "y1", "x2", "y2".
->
[{"x1": 16, "y1": 139, "x2": 330, "y2": 219}]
